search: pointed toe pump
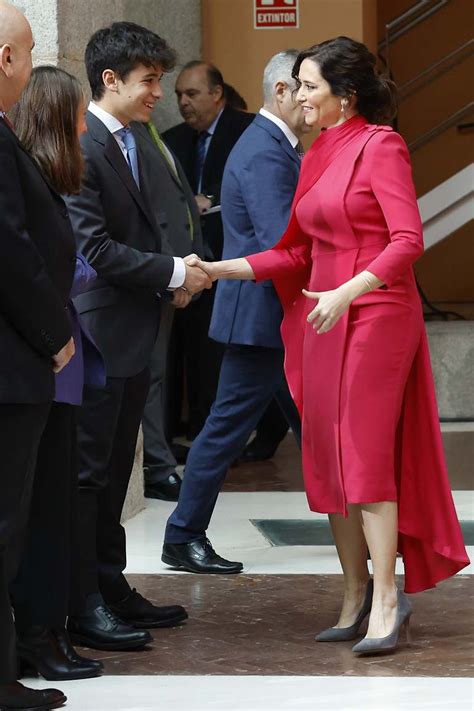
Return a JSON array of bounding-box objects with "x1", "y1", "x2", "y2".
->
[
  {"x1": 315, "y1": 579, "x2": 373, "y2": 642},
  {"x1": 352, "y1": 589, "x2": 412, "y2": 655}
]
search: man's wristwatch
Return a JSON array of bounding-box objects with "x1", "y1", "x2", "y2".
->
[{"x1": 205, "y1": 194, "x2": 216, "y2": 207}]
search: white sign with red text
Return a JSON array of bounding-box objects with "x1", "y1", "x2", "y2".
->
[{"x1": 254, "y1": 0, "x2": 299, "y2": 30}]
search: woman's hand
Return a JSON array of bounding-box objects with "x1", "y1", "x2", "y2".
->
[
  {"x1": 185, "y1": 256, "x2": 218, "y2": 281},
  {"x1": 303, "y1": 286, "x2": 353, "y2": 334}
]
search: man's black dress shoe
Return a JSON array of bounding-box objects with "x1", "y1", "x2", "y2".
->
[
  {"x1": 108, "y1": 588, "x2": 188, "y2": 629},
  {"x1": 0, "y1": 681, "x2": 66, "y2": 710},
  {"x1": 17, "y1": 625, "x2": 103, "y2": 681},
  {"x1": 144, "y1": 473, "x2": 182, "y2": 501},
  {"x1": 162, "y1": 538, "x2": 243, "y2": 574},
  {"x1": 67, "y1": 605, "x2": 152, "y2": 651},
  {"x1": 52, "y1": 627, "x2": 103, "y2": 672},
  {"x1": 240, "y1": 437, "x2": 281, "y2": 462}
]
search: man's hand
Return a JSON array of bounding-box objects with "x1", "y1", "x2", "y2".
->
[
  {"x1": 172, "y1": 287, "x2": 193, "y2": 309},
  {"x1": 183, "y1": 261, "x2": 212, "y2": 294},
  {"x1": 52, "y1": 336, "x2": 75, "y2": 373},
  {"x1": 195, "y1": 194, "x2": 212, "y2": 214}
]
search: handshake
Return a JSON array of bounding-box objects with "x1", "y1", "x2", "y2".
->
[
  {"x1": 172, "y1": 254, "x2": 217, "y2": 309},
  {"x1": 182, "y1": 253, "x2": 217, "y2": 292}
]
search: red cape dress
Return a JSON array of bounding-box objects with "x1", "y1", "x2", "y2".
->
[{"x1": 247, "y1": 116, "x2": 469, "y2": 593}]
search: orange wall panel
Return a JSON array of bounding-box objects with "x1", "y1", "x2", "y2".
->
[{"x1": 202, "y1": 0, "x2": 377, "y2": 115}]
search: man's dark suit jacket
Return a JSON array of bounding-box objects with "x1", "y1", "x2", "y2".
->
[
  {"x1": 0, "y1": 118, "x2": 74, "y2": 403},
  {"x1": 64, "y1": 111, "x2": 176, "y2": 378},
  {"x1": 163, "y1": 106, "x2": 254, "y2": 260},
  {"x1": 133, "y1": 122, "x2": 203, "y2": 259}
]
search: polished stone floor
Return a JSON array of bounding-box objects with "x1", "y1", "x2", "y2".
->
[
  {"x1": 25, "y1": 434, "x2": 474, "y2": 709},
  {"x1": 79, "y1": 574, "x2": 473, "y2": 678}
]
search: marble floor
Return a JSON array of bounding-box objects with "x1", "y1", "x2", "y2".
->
[{"x1": 26, "y1": 436, "x2": 474, "y2": 710}]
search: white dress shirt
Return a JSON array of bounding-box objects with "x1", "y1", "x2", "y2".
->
[{"x1": 88, "y1": 102, "x2": 185, "y2": 289}]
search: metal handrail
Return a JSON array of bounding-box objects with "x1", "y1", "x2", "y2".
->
[
  {"x1": 379, "y1": 0, "x2": 449, "y2": 51},
  {"x1": 382, "y1": 0, "x2": 450, "y2": 76},
  {"x1": 408, "y1": 103, "x2": 474, "y2": 152},
  {"x1": 399, "y1": 39, "x2": 474, "y2": 99}
]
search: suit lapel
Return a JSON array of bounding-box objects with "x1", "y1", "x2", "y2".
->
[
  {"x1": 86, "y1": 112, "x2": 154, "y2": 226},
  {"x1": 136, "y1": 123, "x2": 183, "y2": 191},
  {"x1": 0, "y1": 119, "x2": 66, "y2": 204},
  {"x1": 254, "y1": 113, "x2": 300, "y2": 168},
  {"x1": 201, "y1": 110, "x2": 228, "y2": 179}
]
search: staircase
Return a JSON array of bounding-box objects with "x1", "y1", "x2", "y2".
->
[{"x1": 378, "y1": 0, "x2": 474, "y2": 491}]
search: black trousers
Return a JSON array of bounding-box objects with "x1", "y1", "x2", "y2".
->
[
  {"x1": 0, "y1": 402, "x2": 50, "y2": 683},
  {"x1": 73, "y1": 369, "x2": 150, "y2": 611},
  {"x1": 10, "y1": 403, "x2": 78, "y2": 633}
]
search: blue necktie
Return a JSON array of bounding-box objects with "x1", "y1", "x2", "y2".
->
[
  {"x1": 116, "y1": 126, "x2": 140, "y2": 189},
  {"x1": 194, "y1": 130, "x2": 209, "y2": 192}
]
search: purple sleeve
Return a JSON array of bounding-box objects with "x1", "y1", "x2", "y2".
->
[{"x1": 70, "y1": 253, "x2": 97, "y2": 298}]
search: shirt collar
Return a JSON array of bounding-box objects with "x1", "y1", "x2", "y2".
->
[
  {"x1": 88, "y1": 101, "x2": 126, "y2": 135},
  {"x1": 205, "y1": 107, "x2": 224, "y2": 137},
  {"x1": 259, "y1": 107, "x2": 299, "y2": 149}
]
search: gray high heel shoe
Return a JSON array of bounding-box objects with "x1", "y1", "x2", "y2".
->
[
  {"x1": 315, "y1": 579, "x2": 373, "y2": 642},
  {"x1": 351, "y1": 589, "x2": 412, "y2": 655}
]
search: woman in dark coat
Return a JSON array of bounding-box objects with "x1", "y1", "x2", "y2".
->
[{"x1": 10, "y1": 66, "x2": 106, "y2": 680}]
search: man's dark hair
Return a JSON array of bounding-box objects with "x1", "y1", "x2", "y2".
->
[
  {"x1": 181, "y1": 60, "x2": 225, "y2": 93},
  {"x1": 85, "y1": 21, "x2": 176, "y2": 100}
]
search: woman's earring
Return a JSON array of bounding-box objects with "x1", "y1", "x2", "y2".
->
[{"x1": 341, "y1": 99, "x2": 348, "y2": 114}]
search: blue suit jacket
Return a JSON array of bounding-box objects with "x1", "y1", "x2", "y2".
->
[{"x1": 209, "y1": 113, "x2": 300, "y2": 348}]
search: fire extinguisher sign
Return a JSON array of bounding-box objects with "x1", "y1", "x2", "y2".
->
[{"x1": 254, "y1": 0, "x2": 299, "y2": 30}]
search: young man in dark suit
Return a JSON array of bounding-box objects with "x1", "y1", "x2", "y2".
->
[
  {"x1": 0, "y1": 2, "x2": 74, "y2": 708},
  {"x1": 162, "y1": 51, "x2": 311, "y2": 574},
  {"x1": 163, "y1": 62, "x2": 254, "y2": 439},
  {"x1": 64, "y1": 22, "x2": 211, "y2": 652}
]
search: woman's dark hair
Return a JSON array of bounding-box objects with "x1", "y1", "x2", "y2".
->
[
  {"x1": 11, "y1": 66, "x2": 85, "y2": 194},
  {"x1": 292, "y1": 36, "x2": 397, "y2": 124},
  {"x1": 86, "y1": 21, "x2": 176, "y2": 100}
]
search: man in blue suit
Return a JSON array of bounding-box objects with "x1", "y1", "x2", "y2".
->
[{"x1": 162, "y1": 50, "x2": 311, "y2": 573}]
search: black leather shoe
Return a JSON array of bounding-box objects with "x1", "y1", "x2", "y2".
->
[
  {"x1": 52, "y1": 627, "x2": 103, "y2": 672},
  {"x1": 67, "y1": 605, "x2": 152, "y2": 651},
  {"x1": 162, "y1": 538, "x2": 243, "y2": 574},
  {"x1": 109, "y1": 588, "x2": 188, "y2": 629},
  {"x1": 240, "y1": 437, "x2": 280, "y2": 462},
  {"x1": 0, "y1": 681, "x2": 66, "y2": 710},
  {"x1": 17, "y1": 625, "x2": 102, "y2": 681},
  {"x1": 144, "y1": 473, "x2": 182, "y2": 501}
]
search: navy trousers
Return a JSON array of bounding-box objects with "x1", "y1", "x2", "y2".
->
[{"x1": 165, "y1": 344, "x2": 301, "y2": 544}]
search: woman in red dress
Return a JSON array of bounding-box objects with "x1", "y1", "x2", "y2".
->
[{"x1": 191, "y1": 36, "x2": 469, "y2": 654}]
